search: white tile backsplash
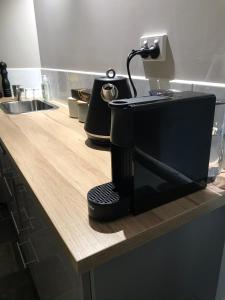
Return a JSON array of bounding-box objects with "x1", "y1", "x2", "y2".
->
[
  {"x1": 193, "y1": 83, "x2": 225, "y2": 169},
  {"x1": 193, "y1": 84, "x2": 225, "y2": 101},
  {"x1": 169, "y1": 81, "x2": 193, "y2": 92},
  {"x1": 8, "y1": 68, "x2": 42, "y2": 90},
  {"x1": 41, "y1": 70, "x2": 151, "y2": 100},
  {"x1": 7, "y1": 68, "x2": 225, "y2": 104}
]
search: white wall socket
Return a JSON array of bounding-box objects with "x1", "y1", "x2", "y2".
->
[{"x1": 140, "y1": 33, "x2": 167, "y2": 61}]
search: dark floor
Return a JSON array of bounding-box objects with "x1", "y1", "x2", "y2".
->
[{"x1": 0, "y1": 203, "x2": 39, "y2": 300}]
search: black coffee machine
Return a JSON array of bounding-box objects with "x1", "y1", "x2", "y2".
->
[
  {"x1": 87, "y1": 92, "x2": 216, "y2": 221},
  {"x1": 85, "y1": 69, "x2": 132, "y2": 144}
]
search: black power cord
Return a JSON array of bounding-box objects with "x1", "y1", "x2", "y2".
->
[{"x1": 127, "y1": 42, "x2": 160, "y2": 97}]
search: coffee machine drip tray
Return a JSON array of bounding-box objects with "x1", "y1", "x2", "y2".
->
[{"x1": 87, "y1": 182, "x2": 130, "y2": 221}]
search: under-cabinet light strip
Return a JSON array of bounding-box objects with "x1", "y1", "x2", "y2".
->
[
  {"x1": 7, "y1": 68, "x2": 225, "y2": 88},
  {"x1": 170, "y1": 79, "x2": 225, "y2": 88},
  {"x1": 8, "y1": 67, "x2": 148, "y2": 81},
  {"x1": 8, "y1": 68, "x2": 41, "y2": 71},
  {"x1": 41, "y1": 67, "x2": 148, "y2": 81}
]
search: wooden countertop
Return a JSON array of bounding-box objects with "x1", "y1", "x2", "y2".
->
[{"x1": 0, "y1": 97, "x2": 225, "y2": 273}]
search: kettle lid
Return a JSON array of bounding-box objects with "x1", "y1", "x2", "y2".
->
[
  {"x1": 106, "y1": 69, "x2": 116, "y2": 79},
  {"x1": 98, "y1": 69, "x2": 126, "y2": 82}
]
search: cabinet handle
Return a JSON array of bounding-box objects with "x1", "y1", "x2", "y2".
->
[
  {"x1": 10, "y1": 209, "x2": 34, "y2": 234},
  {"x1": 16, "y1": 240, "x2": 39, "y2": 269},
  {"x1": 16, "y1": 241, "x2": 27, "y2": 268},
  {"x1": 22, "y1": 207, "x2": 35, "y2": 230},
  {"x1": 17, "y1": 184, "x2": 27, "y2": 193},
  {"x1": 5, "y1": 169, "x2": 17, "y2": 179},
  {"x1": 4, "y1": 176, "x2": 13, "y2": 197},
  {"x1": 10, "y1": 210, "x2": 20, "y2": 235},
  {"x1": 16, "y1": 184, "x2": 35, "y2": 229},
  {"x1": 3, "y1": 168, "x2": 17, "y2": 181},
  {"x1": 23, "y1": 206, "x2": 34, "y2": 220}
]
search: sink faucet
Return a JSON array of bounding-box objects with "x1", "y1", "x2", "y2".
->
[{"x1": 16, "y1": 87, "x2": 24, "y2": 101}]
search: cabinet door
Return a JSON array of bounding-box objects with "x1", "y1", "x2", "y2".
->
[
  {"x1": 0, "y1": 143, "x2": 5, "y2": 176},
  {"x1": 0, "y1": 144, "x2": 17, "y2": 205},
  {"x1": 0, "y1": 143, "x2": 8, "y2": 176},
  {"x1": 16, "y1": 184, "x2": 83, "y2": 300},
  {"x1": 0, "y1": 143, "x2": 84, "y2": 300},
  {"x1": 10, "y1": 184, "x2": 35, "y2": 238}
]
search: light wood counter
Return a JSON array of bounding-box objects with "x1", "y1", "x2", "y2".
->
[{"x1": 0, "y1": 97, "x2": 225, "y2": 273}]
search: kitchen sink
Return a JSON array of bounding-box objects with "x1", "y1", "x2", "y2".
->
[{"x1": 0, "y1": 100, "x2": 58, "y2": 114}]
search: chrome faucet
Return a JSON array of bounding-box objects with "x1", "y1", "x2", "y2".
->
[{"x1": 16, "y1": 87, "x2": 24, "y2": 101}]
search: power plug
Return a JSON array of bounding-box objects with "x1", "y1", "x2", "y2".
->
[
  {"x1": 139, "y1": 39, "x2": 160, "y2": 59},
  {"x1": 140, "y1": 34, "x2": 167, "y2": 61}
]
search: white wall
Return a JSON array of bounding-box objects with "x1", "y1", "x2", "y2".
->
[
  {"x1": 0, "y1": 0, "x2": 41, "y2": 68},
  {"x1": 33, "y1": 0, "x2": 225, "y2": 82}
]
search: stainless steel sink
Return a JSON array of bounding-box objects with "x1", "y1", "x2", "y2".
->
[{"x1": 0, "y1": 100, "x2": 58, "y2": 114}]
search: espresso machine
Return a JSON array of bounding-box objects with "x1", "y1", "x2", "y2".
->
[{"x1": 87, "y1": 92, "x2": 216, "y2": 221}]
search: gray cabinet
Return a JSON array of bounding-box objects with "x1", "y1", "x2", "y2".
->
[
  {"x1": 0, "y1": 142, "x2": 87, "y2": 300},
  {"x1": 90, "y1": 206, "x2": 225, "y2": 300},
  {"x1": 0, "y1": 143, "x2": 17, "y2": 205},
  {"x1": 18, "y1": 186, "x2": 82, "y2": 300}
]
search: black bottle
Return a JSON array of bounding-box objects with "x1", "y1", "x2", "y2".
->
[{"x1": 0, "y1": 61, "x2": 12, "y2": 97}]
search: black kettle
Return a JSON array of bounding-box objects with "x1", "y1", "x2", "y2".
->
[{"x1": 85, "y1": 69, "x2": 132, "y2": 144}]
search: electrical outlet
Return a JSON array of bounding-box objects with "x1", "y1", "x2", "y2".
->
[{"x1": 140, "y1": 33, "x2": 167, "y2": 61}]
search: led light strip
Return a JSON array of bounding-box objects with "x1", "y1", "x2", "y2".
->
[
  {"x1": 7, "y1": 68, "x2": 225, "y2": 88},
  {"x1": 8, "y1": 68, "x2": 41, "y2": 71},
  {"x1": 170, "y1": 79, "x2": 225, "y2": 88},
  {"x1": 8, "y1": 67, "x2": 148, "y2": 81},
  {"x1": 41, "y1": 68, "x2": 148, "y2": 81}
]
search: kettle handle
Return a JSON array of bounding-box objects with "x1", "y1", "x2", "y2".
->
[{"x1": 106, "y1": 69, "x2": 116, "y2": 79}]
